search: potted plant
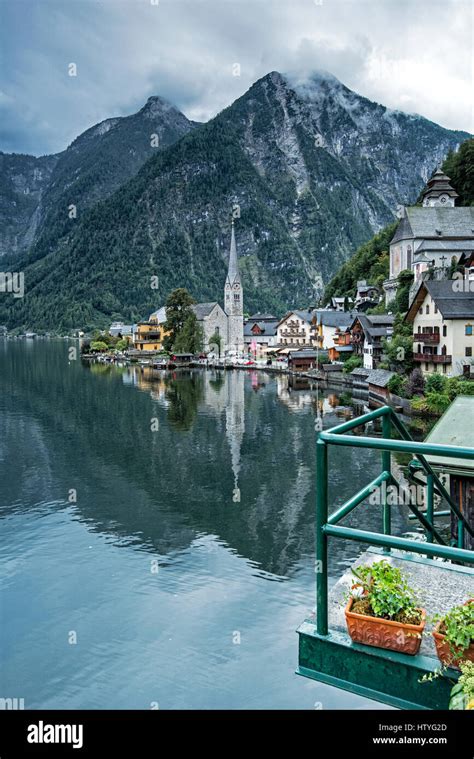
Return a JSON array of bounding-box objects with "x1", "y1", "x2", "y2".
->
[
  {"x1": 345, "y1": 560, "x2": 426, "y2": 655},
  {"x1": 448, "y1": 661, "x2": 474, "y2": 710},
  {"x1": 432, "y1": 599, "x2": 474, "y2": 669}
]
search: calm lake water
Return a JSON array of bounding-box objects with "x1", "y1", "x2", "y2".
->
[{"x1": 0, "y1": 340, "x2": 414, "y2": 709}]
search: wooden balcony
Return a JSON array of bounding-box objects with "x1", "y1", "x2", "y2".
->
[
  {"x1": 414, "y1": 332, "x2": 440, "y2": 344},
  {"x1": 414, "y1": 352, "x2": 451, "y2": 364}
]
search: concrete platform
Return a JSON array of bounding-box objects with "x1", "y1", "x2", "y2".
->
[
  {"x1": 327, "y1": 547, "x2": 474, "y2": 657},
  {"x1": 297, "y1": 548, "x2": 474, "y2": 709}
]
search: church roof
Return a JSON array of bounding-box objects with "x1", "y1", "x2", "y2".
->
[
  {"x1": 391, "y1": 207, "x2": 474, "y2": 244},
  {"x1": 191, "y1": 302, "x2": 219, "y2": 320}
]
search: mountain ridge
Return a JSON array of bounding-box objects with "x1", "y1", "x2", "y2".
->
[{"x1": 0, "y1": 70, "x2": 470, "y2": 331}]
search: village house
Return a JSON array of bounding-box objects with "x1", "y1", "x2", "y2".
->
[
  {"x1": 328, "y1": 296, "x2": 354, "y2": 312},
  {"x1": 384, "y1": 170, "x2": 474, "y2": 305},
  {"x1": 328, "y1": 324, "x2": 353, "y2": 362},
  {"x1": 350, "y1": 314, "x2": 395, "y2": 370},
  {"x1": 354, "y1": 280, "x2": 380, "y2": 311},
  {"x1": 109, "y1": 322, "x2": 134, "y2": 341},
  {"x1": 315, "y1": 310, "x2": 355, "y2": 351},
  {"x1": 275, "y1": 310, "x2": 316, "y2": 350},
  {"x1": 133, "y1": 307, "x2": 170, "y2": 351},
  {"x1": 405, "y1": 279, "x2": 474, "y2": 376},
  {"x1": 243, "y1": 313, "x2": 278, "y2": 356}
]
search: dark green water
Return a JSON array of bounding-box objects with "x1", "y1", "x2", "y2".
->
[{"x1": 0, "y1": 340, "x2": 410, "y2": 709}]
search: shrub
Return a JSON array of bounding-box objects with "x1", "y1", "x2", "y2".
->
[
  {"x1": 411, "y1": 392, "x2": 451, "y2": 415},
  {"x1": 342, "y1": 356, "x2": 363, "y2": 374},
  {"x1": 405, "y1": 368, "x2": 425, "y2": 398},
  {"x1": 425, "y1": 373, "x2": 447, "y2": 393},
  {"x1": 387, "y1": 374, "x2": 407, "y2": 396}
]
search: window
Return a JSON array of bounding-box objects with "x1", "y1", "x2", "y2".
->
[
  {"x1": 443, "y1": 364, "x2": 447, "y2": 374},
  {"x1": 426, "y1": 305, "x2": 430, "y2": 314},
  {"x1": 466, "y1": 347, "x2": 472, "y2": 357},
  {"x1": 419, "y1": 307, "x2": 423, "y2": 315},
  {"x1": 425, "y1": 363, "x2": 429, "y2": 371},
  {"x1": 233, "y1": 294, "x2": 240, "y2": 302},
  {"x1": 442, "y1": 325, "x2": 447, "y2": 337},
  {"x1": 434, "y1": 305, "x2": 438, "y2": 314},
  {"x1": 466, "y1": 325, "x2": 473, "y2": 336}
]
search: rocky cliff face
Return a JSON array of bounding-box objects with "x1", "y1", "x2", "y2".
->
[
  {"x1": 0, "y1": 71, "x2": 469, "y2": 330},
  {"x1": 0, "y1": 152, "x2": 59, "y2": 259}
]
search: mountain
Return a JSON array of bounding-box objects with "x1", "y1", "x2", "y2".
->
[
  {"x1": 1, "y1": 71, "x2": 470, "y2": 331},
  {"x1": 0, "y1": 96, "x2": 196, "y2": 261}
]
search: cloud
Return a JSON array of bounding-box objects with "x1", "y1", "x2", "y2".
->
[{"x1": 0, "y1": 0, "x2": 472, "y2": 156}]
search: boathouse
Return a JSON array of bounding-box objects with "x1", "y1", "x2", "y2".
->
[{"x1": 424, "y1": 395, "x2": 474, "y2": 550}]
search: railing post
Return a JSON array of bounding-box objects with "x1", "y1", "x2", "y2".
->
[
  {"x1": 382, "y1": 412, "x2": 391, "y2": 552},
  {"x1": 426, "y1": 473, "x2": 434, "y2": 544},
  {"x1": 316, "y1": 439, "x2": 328, "y2": 636}
]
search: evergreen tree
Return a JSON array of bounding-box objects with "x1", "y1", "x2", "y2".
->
[{"x1": 163, "y1": 288, "x2": 195, "y2": 351}]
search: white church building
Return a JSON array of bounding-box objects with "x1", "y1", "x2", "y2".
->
[{"x1": 383, "y1": 169, "x2": 474, "y2": 305}]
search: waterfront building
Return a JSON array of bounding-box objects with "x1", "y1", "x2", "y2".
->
[
  {"x1": 133, "y1": 307, "x2": 170, "y2": 351},
  {"x1": 404, "y1": 279, "x2": 474, "y2": 376},
  {"x1": 243, "y1": 313, "x2": 278, "y2": 356},
  {"x1": 276, "y1": 310, "x2": 316, "y2": 349}
]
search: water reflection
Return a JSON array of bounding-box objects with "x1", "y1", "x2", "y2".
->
[{"x1": 0, "y1": 342, "x2": 413, "y2": 579}]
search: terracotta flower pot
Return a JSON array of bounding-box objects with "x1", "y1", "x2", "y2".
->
[
  {"x1": 433, "y1": 600, "x2": 474, "y2": 670},
  {"x1": 345, "y1": 597, "x2": 426, "y2": 655},
  {"x1": 433, "y1": 625, "x2": 474, "y2": 670}
]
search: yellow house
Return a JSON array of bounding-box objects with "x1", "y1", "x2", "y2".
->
[{"x1": 133, "y1": 307, "x2": 171, "y2": 351}]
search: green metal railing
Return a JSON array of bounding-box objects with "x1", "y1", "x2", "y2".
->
[{"x1": 315, "y1": 405, "x2": 474, "y2": 636}]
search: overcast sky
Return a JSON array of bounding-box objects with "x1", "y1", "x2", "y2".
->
[{"x1": 1, "y1": 0, "x2": 472, "y2": 156}]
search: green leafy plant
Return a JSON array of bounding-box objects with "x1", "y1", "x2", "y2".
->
[
  {"x1": 349, "y1": 560, "x2": 422, "y2": 625},
  {"x1": 435, "y1": 600, "x2": 474, "y2": 661},
  {"x1": 449, "y1": 661, "x2": 474, "y2": 710},
  {"x1": 342, "y1": 356, "x2": 363, "y2": 374}
]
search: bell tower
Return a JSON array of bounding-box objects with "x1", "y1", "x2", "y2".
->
[
  {"x1": 224, "y1": 220, "x2": 244, "y2": 355},
  {"x1": 422, "y1": 169, "x2": 458, "y2": 207}
]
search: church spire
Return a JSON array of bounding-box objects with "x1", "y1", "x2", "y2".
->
[{"x1": 226, "y1": 220, "x2": 241, "y2": 285}]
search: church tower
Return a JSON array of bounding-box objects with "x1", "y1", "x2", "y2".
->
[
  {"x1": 224, "y1": 221, "x2": 244, "y2": 355},
  {"x1": 422, "y1": 169, "x2": 458, "y2": 207}
]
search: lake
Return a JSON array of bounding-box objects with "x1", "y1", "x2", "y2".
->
[{"x1": 0, "y1": 340, "x2": 415, "y2": 709}]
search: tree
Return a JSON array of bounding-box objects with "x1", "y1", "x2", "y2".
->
[
  {"x1": 383, "y1": 334, "x2": 414, "y2": 373},
  {"x1": 209, "y1": 330, "x2": 223, "y2": 357},
  {"x1": 90, "y1": 340, "x2": 108, "y2": 352},
  {"x1": 406, "y1": 368, "x2": 425, "y2": 398},
  {"x1": 394, "y1": 269, "x2": 414, "y2": 314},
  {"x1": 163, "y1": 288, "x2": 195, "y2": 351},
  {"x1": 172, "y1": 312, "x2": 203, "y2": 354},
  {"x1": 442, "y1": 139, "x2": 474, "y2": 206}
]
